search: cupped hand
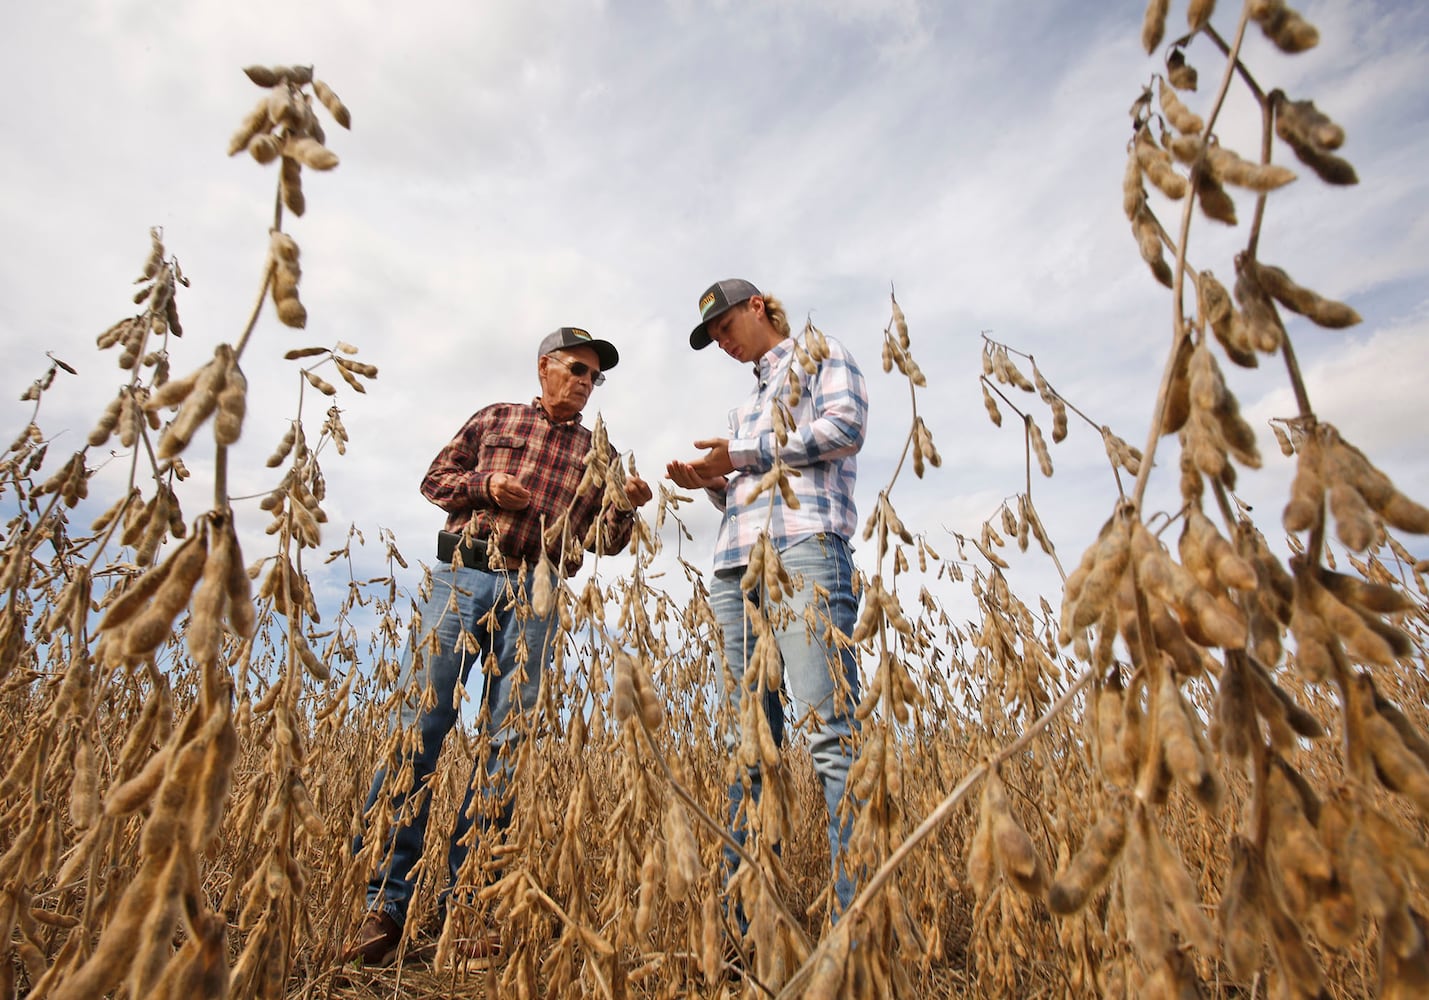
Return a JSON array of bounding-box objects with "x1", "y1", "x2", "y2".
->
[
  {"x1": 664, "y1": 459, "x2": 726, "y2": 491},
  {"x1": 489, "y1": 472, "x2": 531, "y2": 510},
  {"x1": 625, "y1": 472, "x2": 654, "y2": 508},
  {"x1": 690, "y1": 438, "x2": 735, "y2": 479}
]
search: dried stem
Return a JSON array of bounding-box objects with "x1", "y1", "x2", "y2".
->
[{"x1": 1131, "y1": 1, "x2": 1255, "y2": 512}]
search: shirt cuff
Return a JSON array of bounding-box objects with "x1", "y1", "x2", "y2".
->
[
  {"x1": 471, "y1": 472, "x2": 493, "y2": 507},
  {"x1": 727, "y1": 435, "x2": 762, "y2": 471}
]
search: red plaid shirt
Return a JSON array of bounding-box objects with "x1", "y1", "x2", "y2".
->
[{"x1": 421, "y1": 399, "x2": 634, "y2": 575}]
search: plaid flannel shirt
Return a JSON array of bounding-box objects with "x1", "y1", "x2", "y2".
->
[
  {"x1": 421, "y1": 399, "x2": 633, "y2": 575},
  {"x1": 706, "y1": 335, "x2": 867, "y2": 570}
]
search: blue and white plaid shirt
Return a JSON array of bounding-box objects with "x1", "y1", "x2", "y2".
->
[{"x1": 706, "y1": 334, "x2": 868, "y2": 570}]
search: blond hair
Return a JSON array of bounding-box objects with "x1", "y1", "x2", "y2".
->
[{"x1": 759, "y1": 293, "x2": 792, "y2": 339}]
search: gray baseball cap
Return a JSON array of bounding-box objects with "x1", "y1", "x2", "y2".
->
[
  {"x1": 538, "y1": 327, "x2": 619, "y2": 371},
  {"x1": 689, "y1": 278, "x2": 760, "y2": 350}
]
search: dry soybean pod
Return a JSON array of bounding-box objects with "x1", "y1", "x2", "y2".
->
[
  {"x1": 186, "y1": 521, "x2": 231, "y2": 676},
  {"x1": 187, "y1": 707, "x2": 238, "y2": 854},
  {"x1": 140, "y1": 734, "x2": 208, "y2": 858},
  {"x1": 1156, "y1": 662, "x2": 1207, "y2": 791},
  {"x1": 1325, "y1": 478, "x2": 1376, "y2": 552},
  {"x1": 1195, "y1": 170, "x2": 1238, "y2": 225},
  {"x1": 1252, "y1": 0, "x2": 1320, "y2": 54},
  {"x1": 1098, "y1": 674, "x2": 1139, "y2": 788},
  {"x1": 313, "y1": 78, "x2": 351, "y2": 128},
  {"x1": 287, "y1": 770, "x2": 326, "y2": 841},
  {"x1": 1141, "y1": 0, "x2": 1168, "y2": 53},
  {"x1": 1363, "y1": 706, "x2": 1429, "y2": 817},
  {"x1": 157, "y1": 348, "x2": 231, "y2": 460},
  {"x1": 88, "y1": 392, "x2": 125, "y2": 447},
  {"x1": 126, "y1": 845, "x2": 186, "y2": 998},
  {"x1": 1063, "y1": 515, "x2": 1133, "y2": 638},
  {"x1": 69, "y1": 734, "x2": 99, "y2": 830},
  {"x1": 633, "y1": 850, "x2": 659, "y2": 938},
  {"x1": 1266, "y1": 890, "x2": 1328, "y2": 996},
  {"x1": 144, "y1": 369, "x2": 201, "y2": 412},
  {"x1": 1122, "y1": 807, "x2": 1170, "y2": 958},
  {"x1": 98, "y1": 542, "x2": 189, "y2": 635},
  {"x1": 1264, "y1": 769, "x2": 1334, "y2": 921},
  {"x1": 1304, "y1": 567, "x2": 1397, "y2": 665},
  {"x1": 1246, "y1": 657, "x2": 1324, "y2": 742},
  {"x1": 50, "y1": 851, "x2": 166, "y2": 1000},
  {"x1": 212, "y1": 357, "x2": 247, "y2": 446},
  {"x1": 104, "y1": 743, "x2": 173, "y2": 817},
  {"x1": 1199, "y1": 270, "x2": 1259, "y2": 367},
  {"x1": 1046, "y1": 805, "x2": 1128, "y2": 915},
  {"x1": 802, "y1": 940, "x2": 849, "y2": 1000},
  {"x1": 611, "y1": 648, "x2": 637, "y2": 724},
  {"x1": 1158, "y1": 78, "x2": 1203, "y2": 134},
  {"x1": 1204, "y1": 144, "x2": 1296, "y2": 191},
  {"x1": 283, "y1": 135, "x2": 339, "y2": 171},
  {"x1": 1282, "y1": 426, "x2": 1325, "y2": 533},
  {"x1": 987, "y1": 770, "x2": 1047, "y2": 897},
  {"x1": 1367, "y1": 686, "x2": 1429, "y2": 771},
  {"x1": 966, "y1": 778, "x2": 997, "y2": 898},
  {"x1": 1256, "y1": 262, "x2": 1360, "y2": 328},
  {"x1": 1135, "y1": 127, "x2": 1187, "y2": 199},
  {"x1": 122, "y1": 530, "x2": 210, "y2": 658},
  {"x1": 1186, "y1": 0, "x2": 1217, "y2": 30},
  {"x1": 1314, "y1": 565, "x2": 1417, "y2": 614},
  {"x1": 219, "y1": 520, "x2": 256, "y2": 640},
  {"x1": 662, "y1": 800, "x2": 699, "y2": 898},
  {"x1": 634, "y1": 654, "x2": 664, "y2": 731},
  {"x1": 1233, "y1": 258, "x2": 1285, "y2": 351},
  {"x1": 293, "y1": 631, "x2": 330, "y2": 682},
  {"x1": 1219, "y1": 836, "x2": 1269, "y2": 979},
  {"x1": 147, "y1": 907, "x2": 229, "y2": 1000},
  {"x1": 1215, "y1": 653, "x2": 1256, "y2": 758},
  {"x1": 1137, "y1": 811, "x2": 1217, "y2": 948}
]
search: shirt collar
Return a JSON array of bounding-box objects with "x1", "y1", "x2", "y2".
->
[
  {"x1": 532, "y1": 396, "x2": 583, "y2": 426},
  {"x1": 755, "y1": 337, "x2": 795, "y2": 381}
]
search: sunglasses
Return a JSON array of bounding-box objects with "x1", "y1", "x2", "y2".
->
[{"x1": 547, "y1": 354, "x2": 605, "y2": 386}]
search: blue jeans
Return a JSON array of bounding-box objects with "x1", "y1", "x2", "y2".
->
[
  {"x1": 356, "y1": 560, "x2": 556, "y2": 927},
  {"x1": 709, "y1": 533, "x2": 861, "y2": 919}
]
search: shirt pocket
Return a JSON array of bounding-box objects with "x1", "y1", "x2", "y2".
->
[{"x1": 481, "y1": 435, "x2": 528, "y2": 475}]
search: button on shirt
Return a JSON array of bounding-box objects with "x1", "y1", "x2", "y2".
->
[
  {"x1": 421, "y1": 399, "x2": 634, "y2": 574},
  {"x1": 707, "y1": 336, "x2": 868, "y2": 571}
]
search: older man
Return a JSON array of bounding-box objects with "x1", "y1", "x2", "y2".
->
[{"x1": 345, "y1": 327, "x2": 652, "y2": 966}]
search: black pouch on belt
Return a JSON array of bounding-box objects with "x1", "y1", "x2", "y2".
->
[{"x1": 437, "y1": 530, "x2": 492, "y2": 571}]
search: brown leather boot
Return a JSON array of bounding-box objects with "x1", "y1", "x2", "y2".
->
[{"x1": 342, "y1": 911, "x2": 402, "y2": 966}]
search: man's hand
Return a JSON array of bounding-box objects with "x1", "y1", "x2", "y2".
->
[
  {"x1": 664, "y1": 461, "x2": 723, "y2": 491},
  {"x1": 625, "y1": 472, "x2": 654, "y2": 509},
  {"x1": 665, "y1": 438, "x2": 735, "y2": 491},
  {"x1": 489, "y1": 472, "x2": 532, "y2": 511},
  {"x1": 689, "y1": 438, "x2": 735, "y2": 478}
]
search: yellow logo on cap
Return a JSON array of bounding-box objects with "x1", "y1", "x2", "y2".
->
[
  {"x1": 570, "y1": 328, "x2": 590, "y2": 340},
  {"x1": 699, "y1": 291, "x2": 716, "y2": 317}
]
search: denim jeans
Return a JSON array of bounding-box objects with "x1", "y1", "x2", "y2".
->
[
  {"x1": 709, "y1": 533, "x2": 861, "y2": 918},
  {"x1": 356, "y1": 560, "x2": 556, "y2": 927}
]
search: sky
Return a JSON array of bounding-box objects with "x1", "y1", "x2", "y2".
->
[{"x1": 2, "y1": 0, "x2": 1427, "y2": 643}]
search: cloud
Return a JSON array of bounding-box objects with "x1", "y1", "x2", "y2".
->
[
  {"x1": 2, "y1": 0, "x2": 1426, "y2": 630},
  {"x1": 1243, "y1": 307, "x2": 1429, "y2": 481}
]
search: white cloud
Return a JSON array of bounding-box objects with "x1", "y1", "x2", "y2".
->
[{"x1": 1243, "y1": 308, "x2": 1429, "y2": 480}]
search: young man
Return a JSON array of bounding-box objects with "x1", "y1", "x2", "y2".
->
[
  {"x1": 345, "y1": 327, "x2": 652, "y2": 966},
  {"x1": 665, "y1": 279, "x2": 868, "y2": 922}
]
